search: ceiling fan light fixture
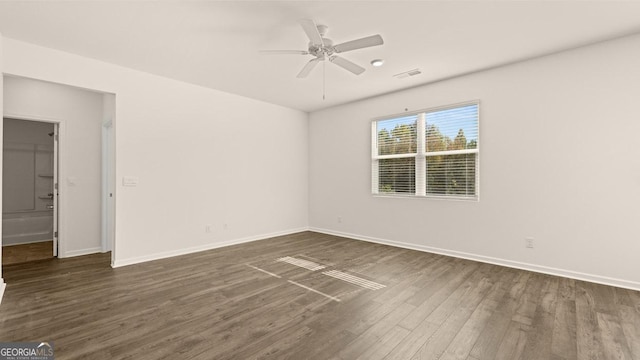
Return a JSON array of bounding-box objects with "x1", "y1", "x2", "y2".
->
[
  {"x1": 371, "y1": 59, "x2": 384, "y2": 67},
  {"x1": 261, "y1": 20, "x2": 384, "y2": 79}
]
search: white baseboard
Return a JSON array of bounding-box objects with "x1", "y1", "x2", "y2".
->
[
  {"x1": 61, "y1": 247, "x2": 103, "y2": 258},
  {"x1": 309, "y1": 227, "x2": 640, "y2": 292},
  {"x1": 0, "y1": 279, "x2": 6, "y2": 305},
  {"x1": 112, "y1": 227, "x2": 309, "y2": 268}
]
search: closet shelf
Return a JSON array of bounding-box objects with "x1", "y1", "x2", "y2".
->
[{"x1": 38, "y1": 174, "x2": 54, "y2": 178}]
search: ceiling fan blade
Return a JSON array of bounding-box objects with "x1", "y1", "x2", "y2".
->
[
  {"x1": 259, "y1": 50, "x2": 309, "y2": 55},
  {"x1": 334, "y1": 34, "x2": 384, "y2": 53},
  {"x1": 329, "y1": 55, "x2": 365, "y2": 75},
  {"x1": 300, "y1": 19, "x2": 324, "y2": 46},
  {"x1": 297, "y1": 58, "x2": 322, "y2": 78}
]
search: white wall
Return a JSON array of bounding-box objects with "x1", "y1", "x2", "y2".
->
[
  {"x1": 1, "y1": 37, "x2": 309, "y2": 267},
  {"x1": 3, "y1": 77, "x2": 103, "y2": 255},
  {"x1": 309, "y1": 34, "x2": 640, "y2": 290}
]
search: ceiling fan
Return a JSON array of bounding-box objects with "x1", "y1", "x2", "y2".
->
[{"x1": 261, "y1": 19, "x2": 384, "y2": 78}]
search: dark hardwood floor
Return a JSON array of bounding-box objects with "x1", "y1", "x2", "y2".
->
[
  {"x1": 0, "y1": 231, "x2": 638, "y2": 359},
  {"x1": 2, "y1": 240, "x2": 53, "y2": 265}
]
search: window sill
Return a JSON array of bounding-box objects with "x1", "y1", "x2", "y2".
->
[{"x1": 372, "y1": 194, "x2": 479, "y2": 202}]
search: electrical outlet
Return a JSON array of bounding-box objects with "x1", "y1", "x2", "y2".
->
[
  {"x1": 525, "y1": 237, "x2": 534, "y2": 249},
  {"x1": 337, "y1": 217, "x2": 343, "y2": 223},
  {"x1": 205, "y1": 225, "x2": 212, "y2": 233},
  {"x1": 223, "y1": 223, "x2": 228, "y2": 230}
]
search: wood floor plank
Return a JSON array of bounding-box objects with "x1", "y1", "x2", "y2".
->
[
  {"x1": 439, "y1": 268, "x2": 516, "y2": 360},
  {"x1": 468, "y1": 270, "x2": 530, "y2": 359},
  {"x1": 596, "y1": 312, "x2": 634, "y2": 360},
  {"x1": 519, "y1": 276, "x2": 560, "y2": 359},
  {"x1": 551, "y1": 298, "x2": 578, "y2": 359},
  {"x1": 511, "y1": 273, "x2": 546, "y2": 326},
  {"x1": 409, "y1": 265, "x2": 503, "y2": 360},
  {"x1": 248, "y1": 324, "x2": 316, "y2": 360},
  {"x1": 382, "y1": 319, "x2": 440, "y2": 360},
  {"x1": 385, "y1": 264, "x2": 494, "y2": 360},
  {"x1": 335, "y1": 302, "x2": 415, "y2": 360},
  {"x1": 346, "y1": 285, "x2": 418, "y2": 335},
  {"x1": 398, "y1": 260, "x2": 481, "y2": 330},
  {"x1": 1, "y1": 231, "x2": 638, "y2": 360},
  {"x1": 354, "y1": 326, "x2": 411, "y2": 360},
  {"x1": 576, "y1": 282, "x2": 607, "y2": 359},
  {"x1": 493, "y1": 320, "x2": 530, "y2": 360},
  {"x1": 552, "y1": 275, "x2": 577, "y2": 359},
  {"x1": 618, "y1": 304, "x2": 640, "y2": 359}
]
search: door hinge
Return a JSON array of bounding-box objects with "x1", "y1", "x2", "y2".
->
[
  {"x1": 54, "y1": 231, "x2": 58, "y2": 238},
  {"x1": 55, "y1": 134, "x2": 59, "y2": 141},
  {"x1": 54, "y1": 183, "x2": 58, "y2": 190}
]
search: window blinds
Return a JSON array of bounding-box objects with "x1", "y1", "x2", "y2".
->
[{"x1": 372, "y1": 102, "x2": 479, "y2": 199}]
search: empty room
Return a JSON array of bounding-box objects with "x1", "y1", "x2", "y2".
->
[{"x1": 0, "y1": 1, "x2": 639, "y2": 359}]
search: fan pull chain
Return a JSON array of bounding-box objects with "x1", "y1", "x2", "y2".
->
[{"x1": 322, "y1": 59, "x2": 326, "y2": 100}]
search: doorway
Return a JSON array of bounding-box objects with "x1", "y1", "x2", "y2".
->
[
  {"x1": 2, "y1": 118, "x2": 59, "y2": 265},
  {"x1": 1, "y1": 75, "x2": 116, "y2": 272}
]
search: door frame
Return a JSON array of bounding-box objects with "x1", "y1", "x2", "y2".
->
[
  {"x1": 101, "y1": 121, "x2": 114, "y2": 253},
  {"x1": 2, "y1": 113, "x2": 66, "y2": 256},
  {"x1": 52, "y1": 122, "x2": 59, "y2": 257}
]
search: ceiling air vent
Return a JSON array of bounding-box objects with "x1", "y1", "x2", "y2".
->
[{"x1": 393, "y1": 68, "x2": 422, "y2": 79}]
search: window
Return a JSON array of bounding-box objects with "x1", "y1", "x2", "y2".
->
[{"x1": 372, "y1": 102, "x2": 479, "y2": 200}]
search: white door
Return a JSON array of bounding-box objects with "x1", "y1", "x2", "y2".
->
[{"x1": 52, "y1": 124, "x2": 59, "y2": 257}]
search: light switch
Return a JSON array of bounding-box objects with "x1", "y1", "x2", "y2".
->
[{"x1": 122, "y1": 176, "x2": 139, "y2": 187}]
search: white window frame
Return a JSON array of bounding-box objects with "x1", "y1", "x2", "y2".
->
[{"x1": 372, "y1": 101, "x2": 480, "y2": 201}]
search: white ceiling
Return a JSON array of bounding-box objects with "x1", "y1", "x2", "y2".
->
[{"x1": 1, "y1": 1, "x2": 640, "y2": 112}]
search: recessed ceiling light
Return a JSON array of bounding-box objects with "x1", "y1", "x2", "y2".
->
[{"x1": 371, "y1": 59, "x2": 384, "y2": 67}]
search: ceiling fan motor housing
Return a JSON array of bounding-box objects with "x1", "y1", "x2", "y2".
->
[{"x1": 309, "y1": 38, "x2": 334, "y2": 58}]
